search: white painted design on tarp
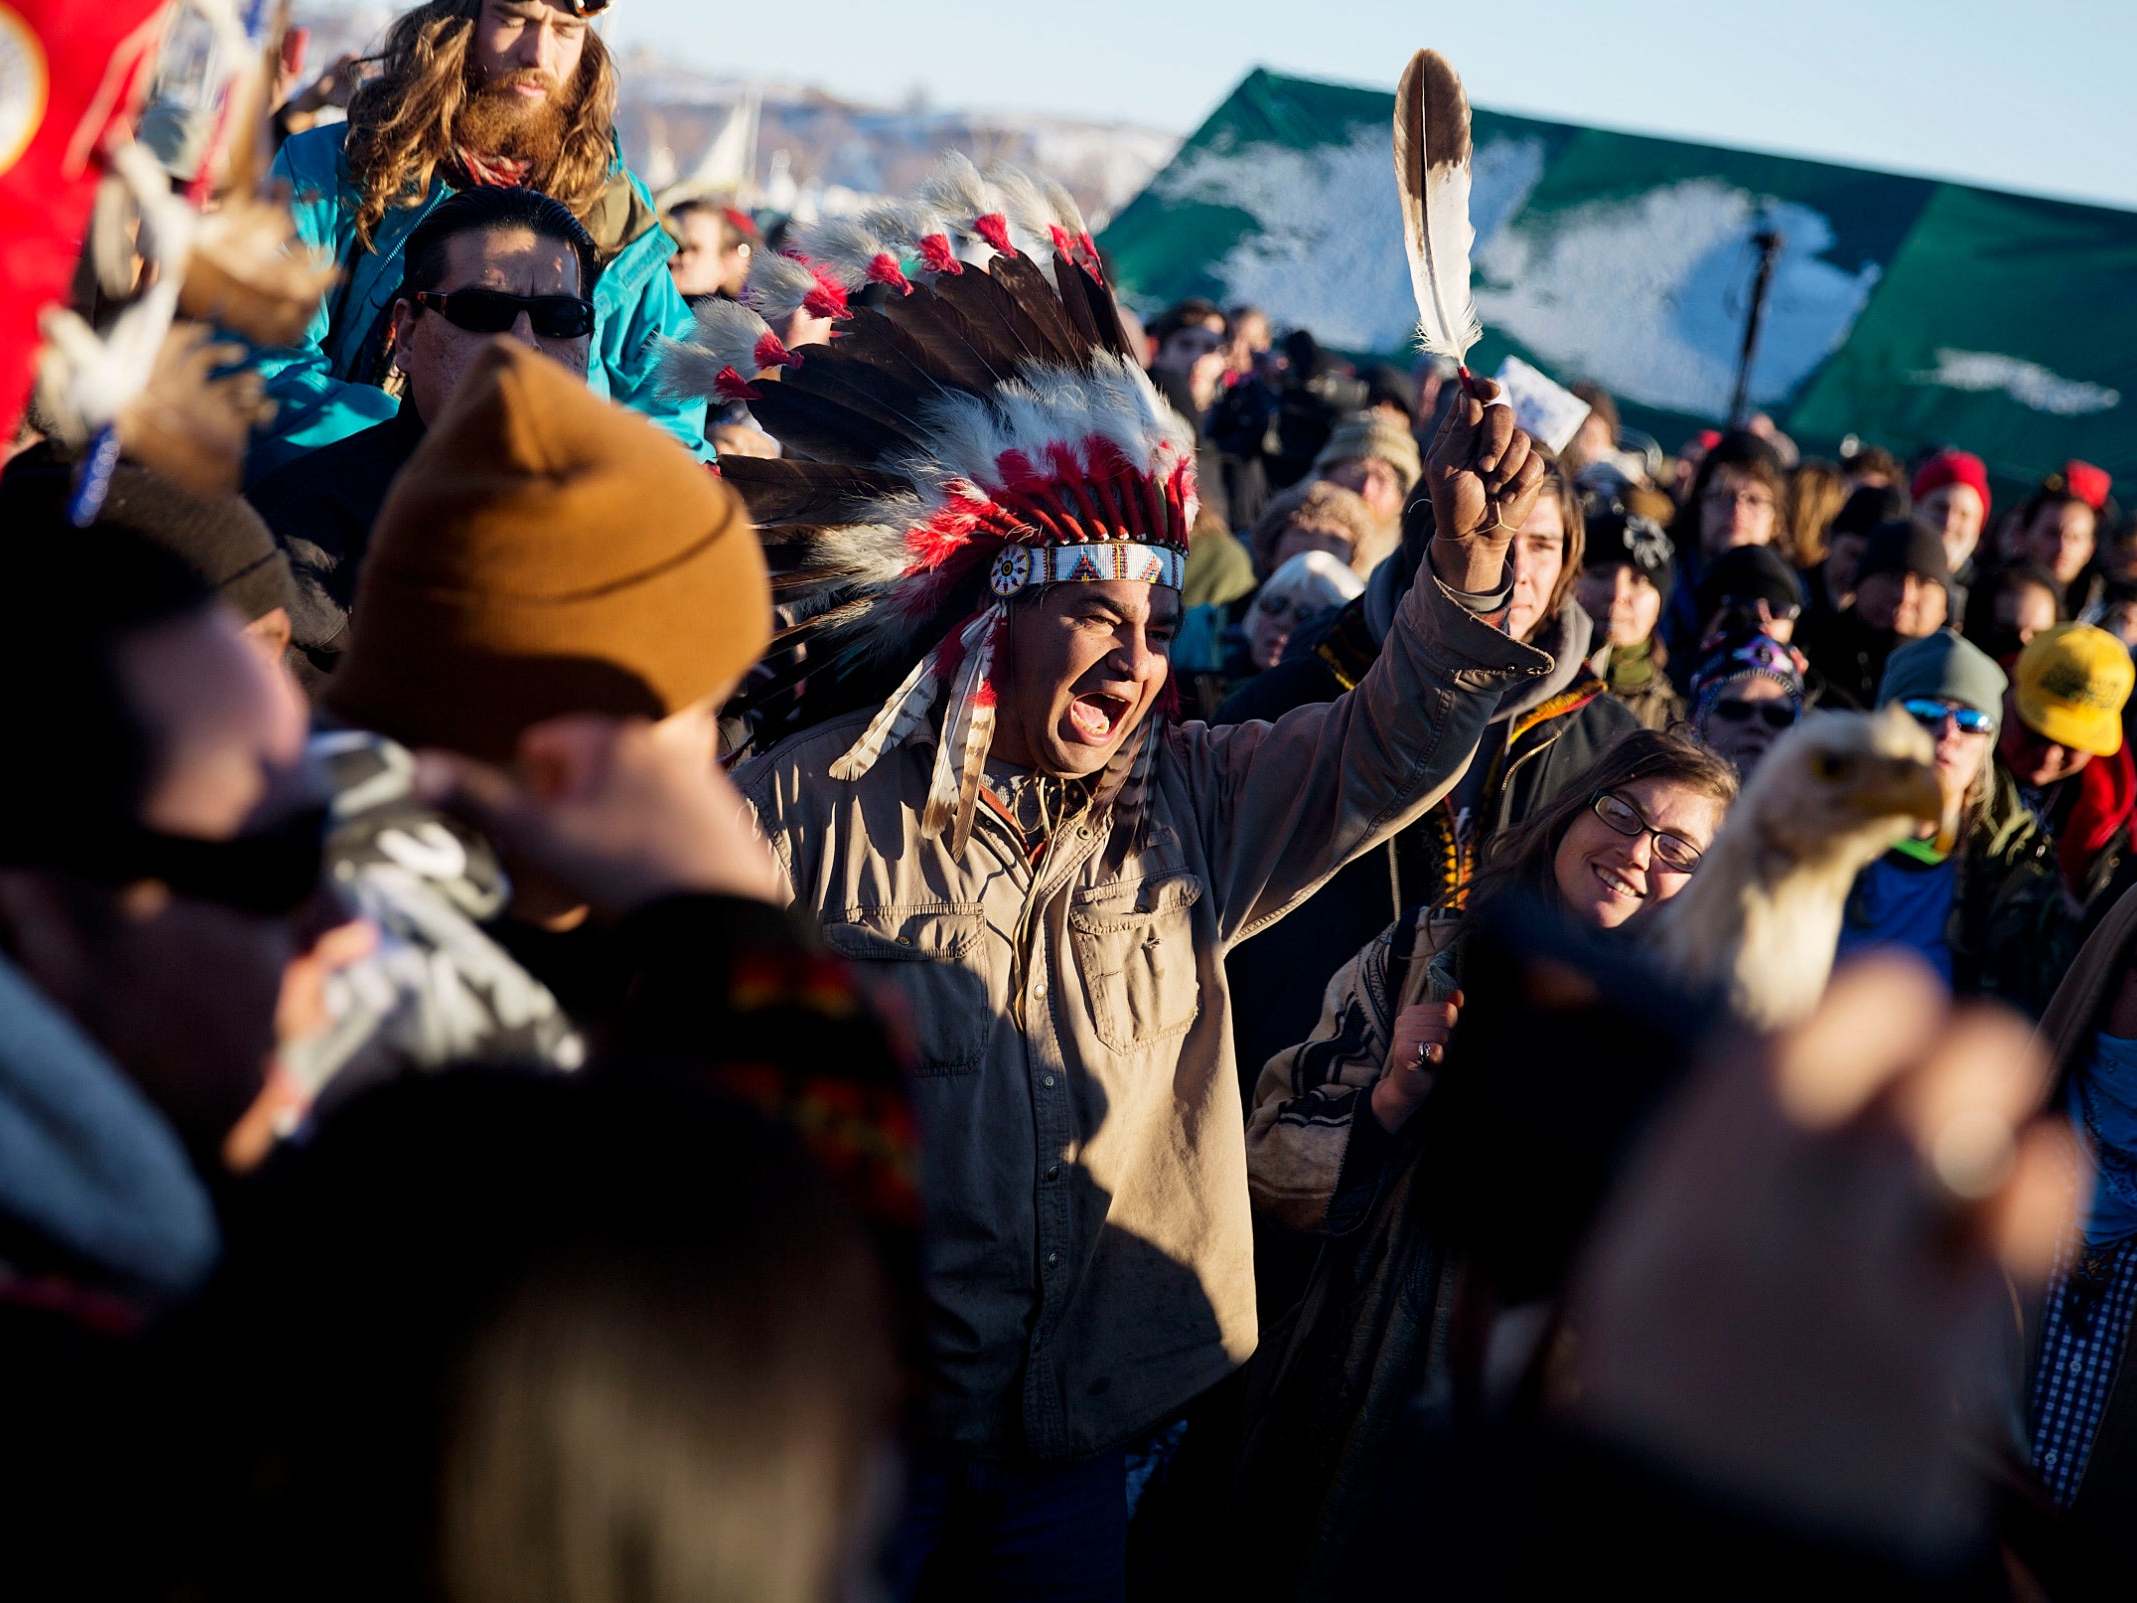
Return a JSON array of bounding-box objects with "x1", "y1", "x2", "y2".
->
[
  {"x1": 1910, "y1": 349, "x2": 2120, "y2": 416},
  {"x1": 1146, "y1": 136, "x2": 1876, "y2": 420},
  {"x1": 1474, "y1": 182, "x2": 1880, "y2": 417},
  {"x1": 1145, "y1": 127, "x2": 1546, "y2": 352}
]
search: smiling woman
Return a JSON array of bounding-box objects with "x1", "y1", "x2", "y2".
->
[{"x1": 1240, "y1": 727, "x2": 1739, "y2": 1589}]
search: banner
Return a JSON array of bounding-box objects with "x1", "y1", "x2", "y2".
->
[{"x1": 1101, "y1": 69, "x2": 2137, "y2": 492}]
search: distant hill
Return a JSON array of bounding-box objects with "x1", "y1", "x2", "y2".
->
[{"x1": 288, "y1": 6, "x2": 1175, "y2": 223}]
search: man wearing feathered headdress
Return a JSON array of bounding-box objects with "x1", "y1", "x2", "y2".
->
[
  {"x1": 245, "y1": 0, "x2": 707, "y2": 477},
  {"x1": 665, "y1": 167, "x2": 1553, "y2": 1590}
]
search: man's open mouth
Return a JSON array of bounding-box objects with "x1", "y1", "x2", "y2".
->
[{"x1": 1066, "y1": 692, "x2": 1131, "y2": 745}]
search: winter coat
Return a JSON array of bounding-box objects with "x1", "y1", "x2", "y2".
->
[
  {"x1": 1233, "y1": 925, "x2": 1466, "y2": 1602},
  {"x1": 1794, "y1": 605, "x2": 1897, "y2": 711},
  {"x1": 247, "y1": 406, "x2": 425, "y2": 681},
  {"x1": 247, "y1": 124, "x2": 709, "y2": 479},
  {"x1": 0, "y1": 953, "x2": 220, "y2": 1319},
  {"x1": 0, "y1": 952, "x2": 222, "y2": 1589},
  {"x1": 1217, "y1": 591, "x2": 1638, "y2": 1086},
  {"x1": 2025, "y1": 744, "x2": 2137, "y2": 921},
  {"x1": 2011, "y1": 887, "x2": 2137, "y2": 1592},
  {"x1": 736, "y1": 572, "x2": 1547, "y2": 1463},
  {"x1": 1840, "y1": 763, "x2": 2071, "y2": 1015}
]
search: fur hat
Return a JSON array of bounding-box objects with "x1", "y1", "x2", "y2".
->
[
  {"x1": 1249, "y1": 478, "x2": 1388, "y2": 578},
  {"x1": 1312, "y1": 410, "x2": 1423, "y2": 490}
]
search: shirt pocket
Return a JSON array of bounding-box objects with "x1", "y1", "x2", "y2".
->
[
  {"x1": 822, "y1": 905, "x2": 993, "y2": 1077},
  {"x1": 1068, "y1": 872, "x2": 1206, "y2": 1054}
]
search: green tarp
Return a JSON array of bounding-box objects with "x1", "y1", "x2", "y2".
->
[{"x1": 1101, "y1": 68, "x2": 2137, "y2": 492}]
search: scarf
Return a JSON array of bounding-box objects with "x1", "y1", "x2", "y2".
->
[
  {"x1": 1604, "y1": 636, "x2": 1660, "y2": 694},
  {"x1": 455, "y1": 148, "x2": 533, "y2": 189},
  {"x1": 2074, "y1": 1031, "x2": 2137, "y2": 1247}
]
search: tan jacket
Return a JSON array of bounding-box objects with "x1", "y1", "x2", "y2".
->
[{"x1": 738, "y1": 574, "x2": 1547, "y2": 1460}]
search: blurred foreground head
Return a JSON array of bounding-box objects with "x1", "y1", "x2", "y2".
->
[
  {"x1": 0, "y1": 514, "x2": 315, "y2": 1154},
  {"x1": 194, "y1": 1070, "x2": 902, "y2": 1603}
]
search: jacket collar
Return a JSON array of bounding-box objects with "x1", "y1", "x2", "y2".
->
[{"x1": 1492, "y1": 599, "x2": 1593, "y2": 725}]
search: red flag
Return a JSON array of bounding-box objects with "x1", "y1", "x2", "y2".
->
[{"x1": 0, "y1": 0, "x2": 169, "y2": 438}]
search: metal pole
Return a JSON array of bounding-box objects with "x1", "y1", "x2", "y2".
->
[{"x1": 1728, "y1": 220, "x2": 1784, "y2": 427}]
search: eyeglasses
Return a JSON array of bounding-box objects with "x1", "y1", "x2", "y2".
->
[
  {"x1": 1708, "y1": 697, "x2": 1798, "y2": 731},
  {"x1": 413, "y1": 287, "x2": 595, "y2": 340},
  {"x1": 1703, "y1": 487, "x2": 1776, "y2": 511},
  {"x1": 1899, "y1": 697, "x2": 1995, "y2": 737},
  {"x1": 1590, "y1": 790, "x2": 1705, "y2": 873}
]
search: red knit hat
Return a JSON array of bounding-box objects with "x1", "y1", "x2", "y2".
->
[
  {"x1": 1910, "y1": 449, "x2": 1992, "y2": 523},
  {"x1": 2063, "y1": 459, "x2": 2112, "y2": 512}
]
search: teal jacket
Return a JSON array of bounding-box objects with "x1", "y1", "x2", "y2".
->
[{"x1": 247, "y1": 124, "x2": 709, "y2": 479}]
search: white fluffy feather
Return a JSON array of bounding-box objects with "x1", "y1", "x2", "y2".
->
[
  {"x1": 792, "y1": 217, "x2": 894, "y2": 288},
  {"x1": 860, "y1": 201, "x2": 941, "y2": 251},
  {"x1": 653, "y1": 334, "x2": 736, "y2": 402},
  {"x1": 920, "y1": 153, "x2": 998, "y2": 233},
  {"x1": 984, "y1": 164, "x2": 1055, "y2": 250},
  {"x1": 744, "y1": 252, "x2": 820, "y2": 325}
]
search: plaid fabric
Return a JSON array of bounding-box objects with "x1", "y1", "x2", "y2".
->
[{"x1": 2028, "y1": 1234, "x2": 2137, "y2": 1507}]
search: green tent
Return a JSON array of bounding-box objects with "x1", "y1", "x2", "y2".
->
[{"x1": 1101, "y1": 68, "x2": 2137, "y2": 494}]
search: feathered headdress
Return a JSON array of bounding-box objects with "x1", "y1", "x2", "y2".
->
[{"x1": 659, "y1": 157, "x2": 1194, "y2": 854}]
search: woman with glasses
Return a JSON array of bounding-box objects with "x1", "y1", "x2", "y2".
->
[
  {"x1": 1232, "y1": 731, "x2": 1737, "y2": 1596},
  {"x1": 1687, "y1": 629, "x2": 1808, "y2": 779},
  {"x1": 1835, "y1": 631, "x2": 2065, "y2": 1011}
]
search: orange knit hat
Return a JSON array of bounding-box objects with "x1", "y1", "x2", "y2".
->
[{"x1": 325, "y1": 341, "x2": 768, "y2": 763}]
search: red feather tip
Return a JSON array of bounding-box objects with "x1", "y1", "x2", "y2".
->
[
  {"x1": 918, "y1": 234, "x2": 962, "y2": 275},
  {"x1": 801, "y1": 258, "x2": 852, "y2": 320},
  {"x1": 867, "y1": 252, "x2": 915, "y2": 295},
  {"x1": 975, "y1": 213, "x2": 1015, "y2": 256},
  {"x1": 752, "y1": 330, "x2": 799, "y2": 369},
  {"x1": 713, "y1": 366, "x2": 763, "y2": 402}
]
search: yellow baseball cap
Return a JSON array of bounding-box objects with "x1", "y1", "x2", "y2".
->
[{"x1": 2014, "y1": 623, "x2": 2135, "y2": 756}]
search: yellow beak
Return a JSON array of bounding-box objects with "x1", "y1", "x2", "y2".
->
[{"x1": 1851, "y1": 756, "x2": 1947, "y2": 833}]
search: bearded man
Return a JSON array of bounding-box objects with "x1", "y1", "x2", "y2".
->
[
  {"x1": 676, "y1": 162, "x2": 1551, "y2": 1599},
  {"x1": 249, "y1": 0, "x2": 706, "y2": 477}
]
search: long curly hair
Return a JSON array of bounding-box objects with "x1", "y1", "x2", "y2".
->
[{"x1": 343, "y1": 0, "x2": 619, "y2": 251}]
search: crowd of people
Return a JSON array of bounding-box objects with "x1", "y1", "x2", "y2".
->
[{"x1": 5, "y1": 1, "x2": 2137, "y2": 1597}]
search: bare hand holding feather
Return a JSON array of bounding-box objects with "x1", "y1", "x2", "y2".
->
[{"x1": 1424, "y1": 374, "x2": 1543, "y2": 593}]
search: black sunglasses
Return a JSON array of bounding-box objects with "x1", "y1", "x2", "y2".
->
[
  {"x1": 1709, "y1": 696, "x2": 1798, "y2": 731},
  {"x1": 413, "y1": 287, "x2": 594, "y2": 340},
  {"x1": 61, "y1": 804, "x2": 333, "y2": 917}
]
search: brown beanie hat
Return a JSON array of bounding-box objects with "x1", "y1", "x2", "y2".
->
[
  {"x1": 324, "y1": 340, "x2": 769, "y2": 763},
  {"x1": 1250, "y1": 478, "x2": 1389, "y2": 579},
  {"x1": 1311, "y1": 410, "x2": 1424, "y2": 491}
]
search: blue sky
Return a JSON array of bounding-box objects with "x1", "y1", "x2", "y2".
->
[{"x1": 601, "y1": 0, "x2": 2137, "y2": 210}]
